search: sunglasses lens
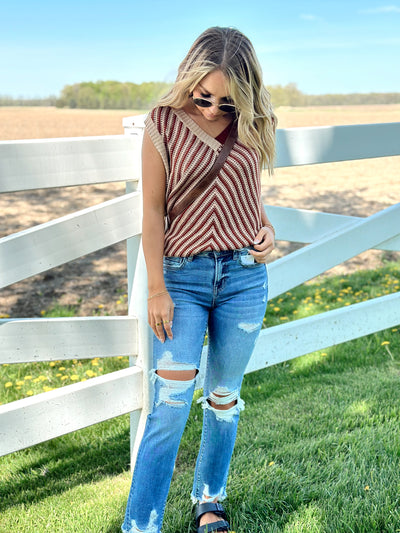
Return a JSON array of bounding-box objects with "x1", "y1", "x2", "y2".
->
[
  {"x1": 193, "y1": 97, "x2": 212, "y2": 108},
  {"x1": 219, "y1": 104, "x2": 236, "y2": 113},
  {"x1": 192, "y1": 97, "x2": 236, "y2": 113}
]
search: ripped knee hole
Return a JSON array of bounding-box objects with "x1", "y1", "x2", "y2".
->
[
  {"x1": 207, "y1": 398, "x2": 237, "y2": 410},
  {"x1": 156, "y1": 369, "x2": 198, "y2": 381}
]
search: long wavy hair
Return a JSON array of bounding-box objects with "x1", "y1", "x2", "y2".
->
[{"x1": 159, "y1": 26, "x2": 277, "y2": 173}]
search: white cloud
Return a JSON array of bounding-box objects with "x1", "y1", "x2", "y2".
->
[
  {"x1": 360, "y1": 5, "x2": 400, "y2": 14},
  {"x1": 300, "y1": 14, "x2": 321, "y2": 21}
]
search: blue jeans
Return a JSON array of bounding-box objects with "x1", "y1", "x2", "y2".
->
[{"x1": 122, "y1": 249, "x2": 268, "y2": 533}]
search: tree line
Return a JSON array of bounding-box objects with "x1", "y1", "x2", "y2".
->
[
  {"x1": 1, "y1": 81, "x2": 399, "y2": 109},
  {"x1": 268, "y1": 83, "x2": 400, "y2": 107}
]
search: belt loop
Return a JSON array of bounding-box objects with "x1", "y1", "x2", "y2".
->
[{"x1": 233, "y1": 248, "x2": 242, "y2": 260}]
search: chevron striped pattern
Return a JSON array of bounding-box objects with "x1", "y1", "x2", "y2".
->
[{"x1": 145, "y1": 106, "x2": 262, "y2": 257}]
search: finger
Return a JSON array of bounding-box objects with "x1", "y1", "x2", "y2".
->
[
  {"x1": 254, "y1": 233, "x2": 274, "y2": 248},
  {"x1": 162, "y1": 304, "x2": 174, "y2": 340},
  {"x1": 154, "y1": 321, "x2": 166, "y2": 343},
  {"x1": 162, "y1": 319, "x2": 173, "y2": 340},
  {"x1": 249, "y1": 244, "x2": 274, "y2": 262},
  {"x1": 253, "y1": 229, "x2": 265, "y2": 245},
  {"x1": 250, "y1": 242, "x2": 274, "y2": 256}
]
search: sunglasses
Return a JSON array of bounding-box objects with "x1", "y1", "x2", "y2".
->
[{"x1": 192, "y1": 95, "x2": 236, "y2": 114}]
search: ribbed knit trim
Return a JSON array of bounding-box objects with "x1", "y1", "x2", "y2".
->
[
  {"x1": 173, "y1": 109, "x2": 222, "y2": 151},
  {"x1": 144, "y1": 113, "x2": 169, "y2": 175}
]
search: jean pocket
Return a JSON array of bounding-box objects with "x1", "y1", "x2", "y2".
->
[
  {"x1": 238, "y1": 252, "x2": 264, "y2": 268},
  {"x1": 163, "y1": 256, "x2": 188, "y2": 271}
]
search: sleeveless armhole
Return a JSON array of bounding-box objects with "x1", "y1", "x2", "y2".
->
[{"x1": 144, "y1": 112, "x2": 170, "y2": 176}]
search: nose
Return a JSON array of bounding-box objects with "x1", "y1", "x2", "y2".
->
[{"x1": 209, "y1": 103, "x2": 222, "y2": 114}]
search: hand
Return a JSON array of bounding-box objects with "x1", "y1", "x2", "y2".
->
[
  {"x1": 147, "y1": 291, "x2": 175, "y2": 343},
  {"x1": 249, "y1": 226, "x2": 275, "y2": 263}
]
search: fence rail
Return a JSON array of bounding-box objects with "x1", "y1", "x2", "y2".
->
[{"x1": 1, "y1": 116, "x2": 399, "y2": 462}]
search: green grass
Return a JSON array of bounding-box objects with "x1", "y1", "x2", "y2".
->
[{"x1": 0, "y1": 261, "x2": 399, "y2": 532}]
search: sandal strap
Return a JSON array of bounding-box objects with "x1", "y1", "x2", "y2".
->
[
  {"x1": 195, "y1": 502, "x2": 227, "y2": 523},
  {"x1": 197, "y1": 519, "x2": 230, "y2": 533}
]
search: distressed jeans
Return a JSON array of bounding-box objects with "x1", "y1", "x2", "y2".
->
[{"x1": 122, "y1": 249, "x2": 268, "y2": 533}]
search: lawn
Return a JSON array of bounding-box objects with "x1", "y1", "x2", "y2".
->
[{"x1": 1, "y1": 261, "x2": 399, "y2": 532}]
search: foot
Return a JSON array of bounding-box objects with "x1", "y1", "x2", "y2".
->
[
  {"x1": 196, "y1": 502, "x2": 230, "y2": 533},
  {"x1": 199, "y1": 511, "x2": 229, "y2": 531}
]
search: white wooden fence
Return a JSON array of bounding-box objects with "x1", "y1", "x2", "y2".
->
[{"x1": 1, "y1": 116, "x2": 399, "y2": 467}]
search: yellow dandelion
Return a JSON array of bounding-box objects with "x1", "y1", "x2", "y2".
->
[
  {"x1": 61, "y1": 376, "x2": 69, "y2": 381},
  {"x1": 280, "y1": 316, "x2": 289, "y2": 321},
  {"x1": 40, "y1": 310, "x2": 46, "y2": 316},
  {"x1": 39, "y1": 376, "x2": 47, "y2": 382},
  {"x1": 364, "y1": 485, "x2": 370, "y2": 491},
  {"x1": 73, "y1": 359, "x2": 78, "y2": 364},
  {"x1": 273, "y1": 307, "x2": 280, "y2": 312},
  {"x1": 0, "y1": 313, "x2": 10, "y2": 318},
  {"x1": 268, "y1": 461, "x2": 275, "y2": 466},
  {"x1": 116, "y1": 299, "x2": 122, "y2": 305},
  {"x1": 381, "y1": 341, "x2": 390, "y2": 346},
  {"x1": 56, "y1": 373, "x2": 62, "y2": 378},
  {"x1": 85, "y1": 369, "x2": 96, "y2": 378},
  {"x1": 43, "y1": 386, "x2": 54, "y2": 392},
  {"x1": 59, "y1": 366, "x2": 66, "y2": 371},
  {"x1": 33, "y1": 377, "x2": 41, "y2": 383},
  {"x1": 24, "y1": 375, "x2": 33, "y2": 380},
  {"x1": 81, "y1": 378, "x2": 87, "y2": 382},
  {"x1": 49, "y1": 362, "x2": 56, "y2": 367},
  {"x1": 26, "y1": 390, "x2": 34, "y2": 396},
  {"x1": 98, "y1": 304, "x2": 104, "y2": 309},
  {"x1": 91, "y1": 359, "x2": 99, "y2": 366},
  {"x1": 70, "y1": 375, "x2": 79, "y2": 381},
  {"x1": 321, "y1": 353, "x2": 328, "y2": 357},
  {"x1": 392, "y1": 328, "x2": 398, "y2": 332},
  {"x1": 16, "y1": 380, "x2": 24, "y2": 386},
  {"x1": 5, "y1": 382, "x2": 13, "y2": 388}
]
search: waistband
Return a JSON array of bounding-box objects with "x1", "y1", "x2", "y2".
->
[{"x1": 194, "y1": 247, "x2": 253, "y2": 260}]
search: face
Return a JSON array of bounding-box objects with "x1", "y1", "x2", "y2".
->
[{"x1": 192, "y1": 70, "x2": 234, "y2": 122}]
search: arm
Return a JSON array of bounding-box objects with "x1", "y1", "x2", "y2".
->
[
  {"x1": 142, "y1": 130, "x2": 174, "y2": 342},
  {"x1": 249, "y1": 196, "x2": 275, "y2": 263}
]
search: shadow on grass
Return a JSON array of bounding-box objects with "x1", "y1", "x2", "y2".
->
[
  {"x1": 0, "y1": 423, "x2": 131, "y2": 513},
  {"x1": 105, "y1": 519, "x2": 127, "y2": 533}
]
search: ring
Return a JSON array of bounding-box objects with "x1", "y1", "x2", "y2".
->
[
  {"x1": 163, "y1": 320, "x2": 172, "y2": 324},
  {"x1": 156, "y1": 322, "x2": 162, "y2": 326}
]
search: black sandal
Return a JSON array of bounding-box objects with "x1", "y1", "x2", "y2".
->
[{"x1": 195, "y1": 502, "x2": 230, "y2": 533}]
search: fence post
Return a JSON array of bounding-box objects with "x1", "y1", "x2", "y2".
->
[{"x1": 123, "y1": 115, "x2": 153, "y2": 469}]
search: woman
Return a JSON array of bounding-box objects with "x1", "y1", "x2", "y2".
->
[{"x1": 122, "y1": 26, "x2": 276, "y2": 533}]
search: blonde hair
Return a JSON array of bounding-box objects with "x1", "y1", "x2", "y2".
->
[{"x1": 159, "y1": 27, "x2": 277, "y2": 173}]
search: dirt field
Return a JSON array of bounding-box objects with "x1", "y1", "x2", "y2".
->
[{"x1": 1, "y1": 105, "x2": 399, "y2": 318}]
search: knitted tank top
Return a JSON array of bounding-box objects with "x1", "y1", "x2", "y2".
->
[{"x1": 145, "y1": 106, "x2": 263, "y2": 257}]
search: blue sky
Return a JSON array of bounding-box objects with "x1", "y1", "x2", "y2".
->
[{"x1": 1, "y1": 0, "x2": 399, "y2": 98}]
